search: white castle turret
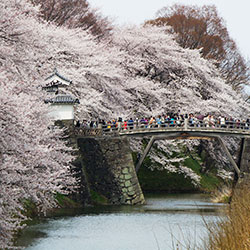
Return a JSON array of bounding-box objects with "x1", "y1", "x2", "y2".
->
[{"x1": 43, "y1": 69, "x2": 79, "y2": 121}]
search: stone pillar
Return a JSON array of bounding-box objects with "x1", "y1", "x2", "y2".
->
[
  {"x1": 240, "y1": 138, "x2": 250, "y2": 174},
  {"x1": 77, "y1": 136, "x2": 145, "y2": 205}
]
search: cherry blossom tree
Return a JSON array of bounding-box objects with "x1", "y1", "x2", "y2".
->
[
  {"x1": 0, "y1": 75, "x2": 76, "y2": 247},
  {"x1": 0, "y1": 1, "x2": 76, "y2": 247}
]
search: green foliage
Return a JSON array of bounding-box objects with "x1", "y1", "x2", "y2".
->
[
  {"x1": 22, "y1": 193, "x2": 81, "y2": 219},
  {"x1": 55, "y1": 193, "x2": 81, "y2": 208},
  {"x1": 222, "y1": 194, "x2": 231, "y2": 203},
  {"x1": 89, "y1": 190, "x2": 108, "y2": 205},
  {"x1": 138, "y1": 162, "x2": 197, "y2": 192},
  {"x1": 137, "y1": 143, "x2": 223, "y2": 193},
  {"x1": 132, "y1": 151, "x2": 138, "y2": 164},
  {"x1": 137, "y1": 153, "x2": 197, "y2": 192},
  {"x1": 22, "y1": 199, "x2": 38, "y2": 219}
]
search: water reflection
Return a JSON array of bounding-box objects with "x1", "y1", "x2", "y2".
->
[{"x1": 16, "y1": 193, "x2": 225, "y2": 250}]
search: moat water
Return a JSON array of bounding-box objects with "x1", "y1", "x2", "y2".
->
[{"x1": 16, "y1": 193, "x2": 225, "y2": 250}]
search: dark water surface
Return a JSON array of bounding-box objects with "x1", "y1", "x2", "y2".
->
[{"x1": 17, "y1": 193, "x2": 225, "y2": 250}]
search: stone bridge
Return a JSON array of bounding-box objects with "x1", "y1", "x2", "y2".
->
[{"x1": 72, "y1": 121, "x2": 250, "y2": 205}]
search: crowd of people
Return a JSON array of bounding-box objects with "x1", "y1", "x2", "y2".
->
[{"x1": 75, "y1": 113, "x2": 250, "y2": 131}]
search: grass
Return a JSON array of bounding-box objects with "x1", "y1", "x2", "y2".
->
[
  {"x1": 211, "y1": 185, "x2": 232, "y2": 203},
  {"x1": 160, "y1": 182, "x2": 250, "y2": 250},
  {"x1": 201, "y1": 181, "x2": 250, "y2": 250}
]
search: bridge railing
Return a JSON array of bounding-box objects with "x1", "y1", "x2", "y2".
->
[
  {"x1": 100, "y1": 119, "x2": 250, "y2": 133},
  {"x1": 74, "y1": 127, "x2": 103, "y2": 136},
  {"x1": 74, "y1": 119, "x2": 250, "y2": 136}
]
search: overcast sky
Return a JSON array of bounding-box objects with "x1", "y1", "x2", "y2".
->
[{"x1": 88, "y1": 0, "x2": 250, "y2": 60}]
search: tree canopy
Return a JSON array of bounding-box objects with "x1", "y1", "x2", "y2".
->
[
  {"x1": 30, "y1": 0, "x2": 112, "y2": 38},
  {"x1": 146, "y1": 4, "x2": 249, "y2": 90}
]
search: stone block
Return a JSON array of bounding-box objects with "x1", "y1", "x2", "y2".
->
[
  {"x1": 124, "y1": 174, "x2": 132, "y2": 180},
  {"x1": 125, "y1": 180, "x2": 131, "y2": 187},
  {"x1": 122, "y1": 168, "x2": 129, "y2": 174},
  {"x1": 131, "y1": 194, "x2": 145, "y2": 205},
  {"x1": 139, "y1": 193, "x2": 145, "y2": 201},
  {"x1": 131, "y1": 197, "x2": 140, "y2": 205},
  {"x1": 125, "y1": 199, "x2": 132, "y2": 205},
  {"x1": 119, "y1": 175, "x2": 125, "y2": 180},
  {"x1": 128, "y1": 168, "x2": 134, "y2": 173},
  {"x1": 128, "y1": 191, "x2": 136, "y2": 196},
  {"x1": 131, "y1": 177, "x2": 138, "y2": 184}
]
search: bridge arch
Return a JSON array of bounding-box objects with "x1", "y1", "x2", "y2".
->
[{"x1": 133, "y1": 132, "x2": 241, "y2": 177}]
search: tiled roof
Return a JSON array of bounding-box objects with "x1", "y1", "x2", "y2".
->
[
  {"x1": 45, "y1": 95, "x2": 80, "y2": 104},
  {"x1": 45, "y1": 68, "x2": 72, "y2": 83},
  {"x1": 42, "y1": 84, "x2": 58, "y2": 91}
]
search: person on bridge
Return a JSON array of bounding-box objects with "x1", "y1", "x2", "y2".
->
[
  {"x1": 75, "y1": 120, "x2": 80, "y2": 127},
  {"x1": 246, "y1": 119, "x2": 250, "y2": 129},
  {"x1": 98, "y1": 120, "x2": 102, "y2": 129},
  {"x1": 203, "y1": 115, "x2": 209, "y2": 127},
  {"x1": 170, "y1": 117, "x2": 175, "y2": 127},
  {"x1": 144, "y1": 118, "x2": 149, "y2": 128},
  {"x1": 160, "y1": 115, "x2": 165, "y2": 127},
  {"x1": 156, "y1": 116, "x2": 161, "y2": 127},
  {"x1": 148, "y1": 116, "x2": 155, "y2": 128},
  {"x1": 128, "y1": 118, "x2": 134, "y2": 130},
  {"x1": 123, "y1": 120, "x2": 128, "y2": 130},
  {"x1": 219, "y1": 116, "x2": 226, "y2": 128}
]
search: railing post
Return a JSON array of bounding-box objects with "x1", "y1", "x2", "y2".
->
[{"x1": 184, "y1": 118, "x2": 188, "y2": 130}]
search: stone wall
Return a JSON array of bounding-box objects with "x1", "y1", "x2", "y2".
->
[{"x1": 77, "y1": 136, "x2": 145, "y2": 205}]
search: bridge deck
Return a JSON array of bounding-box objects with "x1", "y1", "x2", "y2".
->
[
  {"x1": 75, "y1": 123, "x2": 250, "y2": 138},
  {"x1": 118, "y1": 127, "x2": 250, "y2": 138}
]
